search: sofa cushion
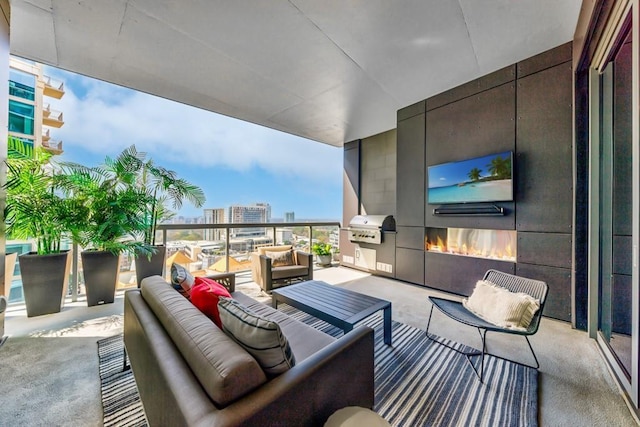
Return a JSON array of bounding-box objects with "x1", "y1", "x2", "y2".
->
[
  {"x1": 218, "y1": 297, "x2": 296, "y2": 377},
  {"x1": 140, "y1": 276, "x2": 267, "y2": 407},
  {"x1": 462, "y1": 280, "x2": 541, "y2": 331},
  {"x1": 265, "y1": 249, "x2": 295, "y2": 267},
  {"x1": 190, "y1": 276, "x2": 232, "y2": 328}
]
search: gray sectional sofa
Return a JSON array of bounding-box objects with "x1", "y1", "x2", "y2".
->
[{"x1": 123, "y1": 274, "x2": 375, "y2": 427}]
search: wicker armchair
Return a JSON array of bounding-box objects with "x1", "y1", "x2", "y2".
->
[
  {"x1": 426, "y1": 269, "x2": 548, "y2": 382},
  {"x1": 250, "y1": 245, "x2": 313, "y2": 293}
]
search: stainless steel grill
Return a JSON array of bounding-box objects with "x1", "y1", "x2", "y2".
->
[{"x1": 347, "y1": 215, "x2": 396, "y2": 244}]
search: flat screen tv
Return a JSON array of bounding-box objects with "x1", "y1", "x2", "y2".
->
[{"x1": 427, "y1": 151, "x2": 513, "y2": 204}]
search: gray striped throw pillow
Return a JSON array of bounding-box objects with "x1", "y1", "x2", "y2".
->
[{"x1": 218, "y1": 297, "x2": 295, "y2": 376}]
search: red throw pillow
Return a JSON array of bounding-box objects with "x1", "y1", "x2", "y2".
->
[{"x1": 190, "y1": 277, "x2": 232, "y2": 328}]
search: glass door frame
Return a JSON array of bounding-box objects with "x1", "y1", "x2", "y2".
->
[{"x1": 587, "y1": 0, "x2": 638, "y2": 406}]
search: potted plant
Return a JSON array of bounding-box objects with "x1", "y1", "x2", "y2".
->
[
  {"x1": 312, "y1": 242, "x2": 333, "y2": 266},
  {"x1": 72, "y1": 152, "x2": 155, "y2": 306},
  {"x1": 3, "y1": 139, "x2": 86, "y2": 316},
  {"x1": 113, "y1": 145, "x2": 205, "y2": 285}
]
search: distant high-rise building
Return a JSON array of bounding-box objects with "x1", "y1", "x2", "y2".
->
[
  {"x1": 228, "y1": 203, "x2": 271, "y2": 238},
  {"x1": 203, "y1": 208, "x2": 226, "y2": 241},
  {"x1": 284, "y1": 211, "x2": 295, "y2": 223},
  {"x1": 8, "y1": 56, "x2": 65, "y2": 156}
]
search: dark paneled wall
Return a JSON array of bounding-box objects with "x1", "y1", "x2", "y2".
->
[
  {"x1": 341, "y1": 131, "x2": 398, "y2": 276},
  {"x1": 360, "y1": 130, "x2": 397, "y2": 216},
  {"x1": 396, "y1": 106, "x2": 425, "y2": 227},
  {"x1": 395, "y1": 42, "x2": 574, "y2": 321},
  {"x1": 425, "y1": 80, "x2": 516, "y2": 230},
  {"x1": 516, "y1": 49, "x2": 574, "y2": 322},
  {"x1": 396, "y1": 102, "x2": 425, "y2": 284},
  {"x1": 339, "y1": 140, "x2": 361, "y2": 265}
]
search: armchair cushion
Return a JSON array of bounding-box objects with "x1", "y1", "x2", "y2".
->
[
  {"x1": 271, "y1": 265, "x2": 310, "y2": 281},
  {"x1": 265, "y1": 249, "x2": 295, "y2": 267}
]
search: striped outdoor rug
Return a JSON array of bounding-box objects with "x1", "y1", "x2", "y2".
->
[
  {"x1": 97, "y1": 306, "x2": 537, "y2": 427},
  {"x1": 97, "y1": 335, "x2": 146, "y2": 427}
]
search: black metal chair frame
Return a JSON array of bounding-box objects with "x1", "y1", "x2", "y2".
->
[{"x1": 425, "y1": 269, "x2": 548, "y2": 383}]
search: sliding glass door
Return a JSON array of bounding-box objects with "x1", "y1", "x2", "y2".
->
[{"x1": 598, "y1": 32, "x2": 633, "y2": 379}]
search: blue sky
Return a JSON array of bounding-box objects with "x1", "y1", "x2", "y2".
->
[{"x1": 43, "y1": 65, "x2": 343, "y2": 220}]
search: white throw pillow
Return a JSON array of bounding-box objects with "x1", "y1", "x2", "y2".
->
[
  {"x1": 462, "y1": 280, "x2": 540, "y2": 331},
  {"x1": 218, "y1": 297, "x2": 296, "y2": 376}
]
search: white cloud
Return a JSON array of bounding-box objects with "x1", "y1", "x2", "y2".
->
[{"x1": 46, "y1": 66, "x2": 342, "y2": 184}]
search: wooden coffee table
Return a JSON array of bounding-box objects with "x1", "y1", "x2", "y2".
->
[{"x1": 271, "y1": 280, "x2": 392, "y2": 345}]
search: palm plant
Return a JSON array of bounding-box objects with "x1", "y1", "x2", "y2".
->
[
  {"x1": 71, "y1": 157, "x2": 154, "y2": 256},
  {"x1": 109, "y1": 145, "x2": 205, "y2": 245},
  {"x1": 4, "y1": 139, "x2": 86, "y2": 254},
  {"x1": 4, "y1": 137, "x2": 88, "y2": 316}
]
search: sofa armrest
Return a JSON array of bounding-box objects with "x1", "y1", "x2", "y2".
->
[
  {"x1": 204, "y1": 325, "x2": 375, "y2": 427},
  {"x1": 259, "y1": 255, "x2": 274, "y2": 292},
  {"x1": 205, "y1": 272, "x2": 235, "y2": 293}
]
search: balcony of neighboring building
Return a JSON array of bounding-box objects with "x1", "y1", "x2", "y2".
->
[
  {"x1": 42, "y1": 74, "x2": 65, "y2": 99},
  {"x1": 41, "y1": 138, "x2": 63, "y2": 155},
  {"x1": 42, "y1": 104, "x2": 64, "y2": 128}
]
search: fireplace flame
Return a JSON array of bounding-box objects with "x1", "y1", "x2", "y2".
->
[{"x1": 426, "y1": 228, "x2": 516, "y2": 261}]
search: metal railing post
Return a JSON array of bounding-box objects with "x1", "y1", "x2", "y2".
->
[
  {"x1": 71, "y1": 242, "x2": 78, "y2": 302},
  {"x1": 225, "y1": 227, "x2": 230, "y2": 273}
]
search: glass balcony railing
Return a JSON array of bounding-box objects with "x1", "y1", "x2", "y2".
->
[
  {"x1": 42, "y1": 75, "x2": 65, "y2": 99},
  {"x1": 42, "y1": 139, "x2": 63, "y2": 153},
  {"x1": 5, "y1": 221, "x2": 341, "y2": 304},
  {"x1": 43, "y1": 104, "x2": 64, "y2": 127}
]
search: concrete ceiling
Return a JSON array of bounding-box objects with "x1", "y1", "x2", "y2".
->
[{"x1": 9, "y1": 0, "x2": 581, "y2": 147}]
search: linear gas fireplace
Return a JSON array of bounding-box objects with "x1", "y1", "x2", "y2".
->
[{"x1": 425, "y1": 227, "x2": 516, "y2": 262}]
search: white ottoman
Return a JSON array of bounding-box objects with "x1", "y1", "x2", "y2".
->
[{"x1": 324, "y1": 406, "x2": 390, "y2": 427}]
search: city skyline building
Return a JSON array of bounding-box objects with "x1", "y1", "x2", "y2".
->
[
  {"x1": 8, "y1": 56, "x2": 65, "y2": 155},
  {"x1": 284, "y1": 211, "x2": 295, "y2": 223},
  {"x1": 228, "y1": 203, "x2": 271, "y2": 238},
  {"x1": 200, "y1": 203, "x2": 274, "y2": 240},
  {"x1": 203, "y1": 207, "x2": 226, "y2": 241}
]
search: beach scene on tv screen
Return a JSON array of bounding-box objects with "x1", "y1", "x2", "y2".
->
[{"x1": 428, "y1": 151, "x2": 512, "y2": 204}]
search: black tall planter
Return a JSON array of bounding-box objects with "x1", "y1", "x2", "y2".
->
[
  {"x1": 19, "y1": 251, "x2": 70, "y2": 317},
  {"x1": 81, "y1": 250, "x2": 119, "y2": 306},
  {"x1": 134, "y1": 245, "x2": 166, "y2": 287}
]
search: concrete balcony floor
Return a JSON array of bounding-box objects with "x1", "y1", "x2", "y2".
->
[{"x1": 1, "y1": 265, "x2": 638, "y2": 426}]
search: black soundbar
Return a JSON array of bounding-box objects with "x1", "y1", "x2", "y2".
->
[{"x1": 432, "y1": 204, "x2": 504, "y2": 216}]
